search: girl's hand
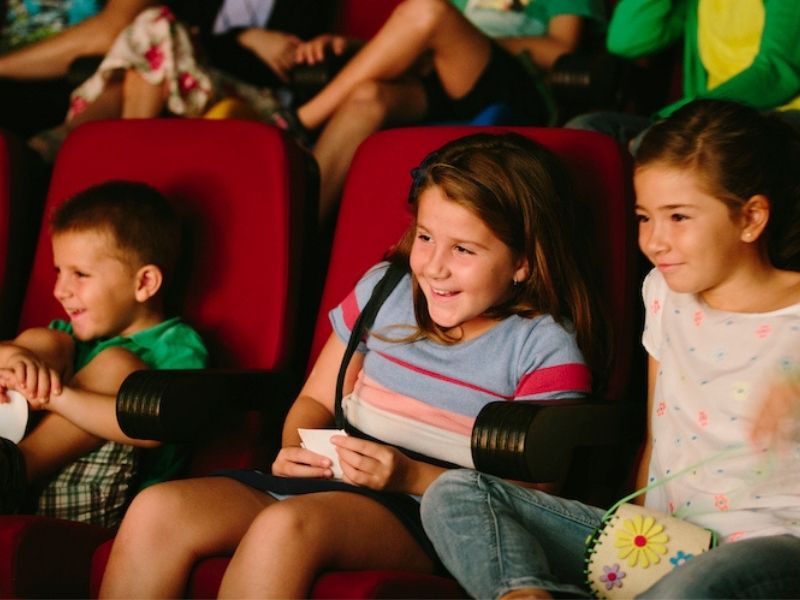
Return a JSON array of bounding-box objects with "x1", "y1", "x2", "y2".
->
[
  {"x1": 751, "y1": 371, "x2": 800, "y2": 449},
  {"x1": 271, "y1": 445, "x2": 335, "y2": 479},
  {"x1": 294, "y1": 34, "x2": 349, "y2": 65},
  {"x1": 331, "y1": 435, "x2": 414, "y2": 492},
  {"x1": 237, "y1": 29, "x2": 302, "y2": 82}
]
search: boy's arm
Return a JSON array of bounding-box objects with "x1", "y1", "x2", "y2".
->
[
  {"x1": 0, "y1": 0, "x2": 156, "y2": 79},
  {"x1": 0, "y1": 328, "x2": 74, "y2": 400},
  {"x1": 496, "y1": 14, "x2": 585, "y2": 70},
  {"x1": 45, "y1": 346, "x2": 160, "y2": 447}
]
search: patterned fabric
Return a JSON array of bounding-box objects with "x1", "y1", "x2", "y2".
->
[
  {"x1": 67, "y1": 5, "x2": 213, "y2": 120},
  {"x1": 65, "y1": 4, "x2": 283, "y2": 122},
  {"x1": 1, "y1": 0, "x2": 101, "y2": 52},
  {"x1": 35, "y1": 441, "x2": 137, "y2": 528},
  {"x1": 641, "y1": 268, "x2": 800, "y2": 542},
  {"x1": 330, "y1": 262, "x2": 591, "y2": 468},
  {"x1": 36, "y1": 316, "x2": 208, "y2": 527}
]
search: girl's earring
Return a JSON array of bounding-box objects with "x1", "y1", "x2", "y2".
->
[{"x1": 512, "y1": 278, "x2": 520, "y2": 287}]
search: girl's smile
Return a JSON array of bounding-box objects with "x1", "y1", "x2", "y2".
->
[
  {"x1": 409, "y1": 185, "x2": 528, "y2": 340},
  {"x1": 634, "y1": 165, "x2": 762, "y2": 307}
]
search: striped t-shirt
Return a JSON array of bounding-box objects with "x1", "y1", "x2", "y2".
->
[{"x1": 330, "y1": 263, "x2": 591, "y2": 468}]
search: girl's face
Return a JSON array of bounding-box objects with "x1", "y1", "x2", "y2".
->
[
  {"x1": 409, "y1": 185, "x2": 528, "y2": 340},
  {"x1": 635, "y1": 164, "x2": 750, "y2": 301},
  {"x1": 52, "y1": 229, "x2": 145, "y2": 341}
]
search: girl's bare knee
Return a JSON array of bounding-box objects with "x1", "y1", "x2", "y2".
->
[{"x1": 121, "y1": 482, "x2": 188, "y2": 537}]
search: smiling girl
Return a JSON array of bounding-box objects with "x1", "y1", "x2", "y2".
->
[
  {"x1": 99, "y1": 132, "x2": 604, "y2": 598},
  {"x1": 421, "y1": 100, "x2": 800, "y2": 600}
]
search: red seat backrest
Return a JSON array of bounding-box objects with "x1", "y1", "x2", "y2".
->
[
  {"x1": 18, "y1": 119, "x2": 313, "y2": 373},
  {"x1": 309, "y1": 126, "x2": 636, "y2": 404},
  {"x1": 333, "y1": 0, "x2": 403, "y2": 38}
]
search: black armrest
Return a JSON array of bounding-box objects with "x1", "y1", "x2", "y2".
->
[
  {"x1": 471, "y1": 400, "x2": 645, "y2": 482},
  {"x1": 116, "y1": 369, "x2": 297, "y2": 442},
  {"x1": 548, "y1": 51, "x2": 627, "y2": 115}
]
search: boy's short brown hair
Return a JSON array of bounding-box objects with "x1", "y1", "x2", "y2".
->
[{"x1": 50, "y1": 180, "x2": 181, "y2": 280}]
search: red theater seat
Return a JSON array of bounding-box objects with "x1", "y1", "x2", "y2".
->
[
  {"x1": 90, "y1": 125, "x2": 639, "y2": 599},
  {"x1": 0, "y1": 118, "x2": 316, "y2": 599}
]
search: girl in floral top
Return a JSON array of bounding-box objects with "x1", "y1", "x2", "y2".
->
[{"x1": 421, "y1": 99, "x2": 800, "y2": 599}]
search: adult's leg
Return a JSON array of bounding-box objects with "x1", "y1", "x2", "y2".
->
[
  {"x1": 218, "y1": 491, "x2": 435, "y2": 598},
  {"x1": 297, "y1": 0, "x2": 491, "y2": 130},
  {"x1": 313, "y1": 78, "x2": 427, "y2": 226},
  {"x1": 421, "y1": 469, "x2": 602, "y2": 599},
  {"x1": 638, "y1": 534, "x2": 800, "y2": 599},
  {"x1": 99, "y1": 477, "x2": 275, "y2": 599},
  {"x1": 120, "y1": 68, "x2": 168, "y2": 118}
]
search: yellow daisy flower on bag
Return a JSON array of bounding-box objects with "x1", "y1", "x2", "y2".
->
[{"x1": 614, "y1": 514, "x2": 669, "y2": 567}]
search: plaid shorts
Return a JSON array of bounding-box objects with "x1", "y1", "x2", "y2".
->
[{"x1": 36, "y1": 441, "x2": 140, "y2": 528}]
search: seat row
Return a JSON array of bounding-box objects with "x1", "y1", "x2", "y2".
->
[{"x1": 0, "y1": 118, "x2": 643, "y2": 599}]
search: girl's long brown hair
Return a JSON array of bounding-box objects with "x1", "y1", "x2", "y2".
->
[{"x1": 386, "y1": 132, "x2": 608, "y2": 377}]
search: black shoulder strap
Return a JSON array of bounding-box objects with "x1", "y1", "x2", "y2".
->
[{"x1": 334, "y1": 262, "x2": 407, "y2": 429}]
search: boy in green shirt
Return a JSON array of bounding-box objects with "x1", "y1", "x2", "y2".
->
[{"x1": 0, "y1": 180, "x2": 207, "y2": 527}]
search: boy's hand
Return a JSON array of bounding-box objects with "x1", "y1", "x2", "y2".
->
[
  {"x1": 331, "y1": 435, "x2": 413, "y2": 492},
  {"x1": 294, "y1": 34, "x2": 349, "y2": 65},
  {"x1": 271, "y1": 445, "x2": 335, "y2": 479},
  {"x1": 752, "y1": 371, "x2": 800, "y2": 449},
  {"x1": 1, "y1": 349, "x2": 62, "y2": 405}
]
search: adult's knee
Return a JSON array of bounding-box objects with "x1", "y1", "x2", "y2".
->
[
  {"x1": 393, "y1": 0, "x2": 452, "y2": 37},
  {"x1": 339, "y1": 81, "x2": 393, "y2": 122}
]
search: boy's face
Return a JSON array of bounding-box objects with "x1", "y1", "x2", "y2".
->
[{"x1": 52, "y1": 229, "x2": 144, "y2": 341}]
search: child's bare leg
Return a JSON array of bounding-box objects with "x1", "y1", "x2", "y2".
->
[
  {"x1": 27, "y1": 80, "x2": 123, "y2": 160},
  {"x1": 297, "y1": 0, "x2": 490, "y2": 129},
  {"x1": 69, "y1": 79, "x2": 125, "y2": 128},
  {"x1": 218, "y1": 492, "x2": 435, "y2": 598},
  {"x1": 19, "y1": 413, "x2": 104, "y2": 481},
  {"x1": 99, "y1": 477, "x2": 275, "y2": 599},
  {"x1": 120, "y1": 68, "x2": 167, "y2": 118},
  {"x1": 313, "y1": 78, "x2": 426, "y2": 226}
]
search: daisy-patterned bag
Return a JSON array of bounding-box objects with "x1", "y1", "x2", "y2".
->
[{"x1": 585, "y1": 502, "x2": 716, "y2": 599}]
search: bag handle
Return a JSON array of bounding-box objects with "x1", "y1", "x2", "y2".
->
[
  {"x1": 602, "y1": 444, "x2": 747, "y2": 521},
  {"x1": 334, "y1": 262, "x2": 407, "y2": 429}
]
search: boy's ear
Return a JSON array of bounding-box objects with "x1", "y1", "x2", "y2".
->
[
  {"x1": 740, "y1": 194, "x2": 770, "y2": 242},
  {"x1": 134, "y1": 264, "x2": 164, "y2": 303}
]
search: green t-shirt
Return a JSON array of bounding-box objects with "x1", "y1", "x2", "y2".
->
[
  {"x1": 49, "y1": 316, "x2": 209, "y2": 488},
  {"x1": 450, "y1": 0, "x2": 606, "y2": 38}
]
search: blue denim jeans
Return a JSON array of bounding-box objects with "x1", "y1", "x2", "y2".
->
[{"x1": 421, "y1": 470, "x2": 800, "y2": 599}]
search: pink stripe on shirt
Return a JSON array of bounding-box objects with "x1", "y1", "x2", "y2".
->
[
  {"x1": 355, "y1": 372, "x2": 476, "y2": 436},
  {"x1": 515, "y1": 363, "x2": 591, "y2": 397},
  {"x1": 376, "y1": 351, "x2": 511, "y2": 400},
  {"x1": 340, "y1": 289, "x2": 360, "y2": 332}
]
